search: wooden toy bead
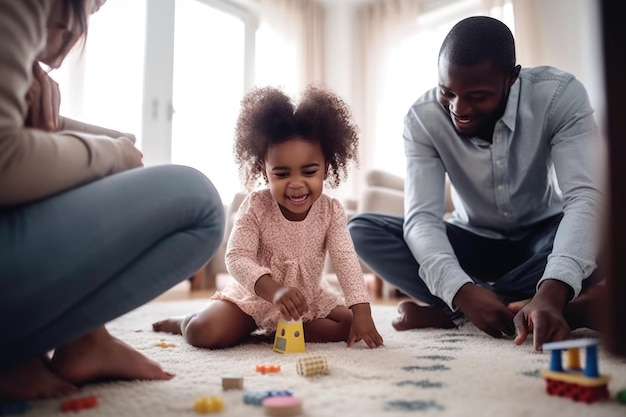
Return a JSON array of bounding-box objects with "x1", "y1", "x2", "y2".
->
[{"x1": 296, "y1": 355, "x2": 328, "y2": 377}]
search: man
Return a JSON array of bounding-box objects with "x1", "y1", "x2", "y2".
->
[{"x1": 348, "y1": 16, "x2": 604, "y2": 351}]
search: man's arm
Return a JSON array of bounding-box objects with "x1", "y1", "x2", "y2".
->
[
  {"x1": 514, "y1": 76, "x2": 604, "y2": 350},
  {"x1": 402, "y1": 107, "x2": 472, "y2": 310}
]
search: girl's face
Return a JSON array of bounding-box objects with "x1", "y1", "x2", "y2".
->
[{"x1": 263, "y1": 136, "x2": 326, "y2": 221}]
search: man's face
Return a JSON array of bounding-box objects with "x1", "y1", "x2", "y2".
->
[{"x1": 436, "y1": 57, "x2": 516, "y2": 140}]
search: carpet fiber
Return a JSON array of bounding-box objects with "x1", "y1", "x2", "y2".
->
[{"x1": 25, "y1": 300, "x2": 626, "y2": 416}]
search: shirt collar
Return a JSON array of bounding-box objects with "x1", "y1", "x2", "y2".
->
[{"x1": 500, "y1": 76, "x2": 520, "y2": 132}]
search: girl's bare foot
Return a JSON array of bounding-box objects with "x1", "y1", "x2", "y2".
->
[
  {"x1": 391, "y1": 300, "x2": 456, "y2": 331},
  {"x1": 0, "y1": 358, "x2": 77, "y2": 400},
  {"x1": 152, "y1": 317, "x2": 184, "y2": 335},
  {"x1": 49, "y1": 327, "x2": 174, "y2": 385}
]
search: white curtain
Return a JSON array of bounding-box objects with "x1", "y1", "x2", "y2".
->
[
  {"x1": 352, "y1": 0, "x2": 421, "y2": 186},
  {"x1": 511, "y1": 0, "x2": 543, "y2": 67},
  {"x1": 255, "y1": 0, "x2": 325, "y2": 96}
]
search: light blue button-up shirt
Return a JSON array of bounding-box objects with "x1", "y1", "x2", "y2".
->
[{"x1": 403, "y1": 66, "x2": 603, "y2": 310}]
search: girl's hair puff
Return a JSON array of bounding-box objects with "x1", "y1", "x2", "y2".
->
[{"x1": 233, "y1": 85, "x2": 359, "y2": 190}]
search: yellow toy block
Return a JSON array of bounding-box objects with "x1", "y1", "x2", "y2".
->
[{"x1": 273, "y1": 319, "x2": 305, "y2": 354}]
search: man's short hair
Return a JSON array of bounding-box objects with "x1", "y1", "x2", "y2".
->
[{"x1": 439, "y1": 16, "x2": 516, "y2": 72}]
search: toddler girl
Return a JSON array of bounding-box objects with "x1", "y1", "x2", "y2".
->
[{"x1": 153, "y1": 86, "x2": 383, "y2": 349}]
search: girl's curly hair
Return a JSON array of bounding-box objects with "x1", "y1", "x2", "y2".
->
[{"x1": 233, "y1": 85, "x2": 359, "y2": 190}]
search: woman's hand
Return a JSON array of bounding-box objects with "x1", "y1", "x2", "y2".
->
[
  {"x1": 347, "y1": 303, "x2": 384, "y2": 348},
  {"x1": 25, "y1": 63, "x2": 60, "y2": 131},
  {"x1": 116, "y1": 137, "x2": 144, "y2": 168},
  {"x1": 272, "y1": 286, "x2": 308, "y2": 321}
]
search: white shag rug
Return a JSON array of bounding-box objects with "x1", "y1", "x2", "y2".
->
[{"x1": 22, "y1": 300, "x2": 626, "y2": 417}]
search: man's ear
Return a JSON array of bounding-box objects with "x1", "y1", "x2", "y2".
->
[{"x1": 509, "y1": 65, "x2": 521, "y2": 88}]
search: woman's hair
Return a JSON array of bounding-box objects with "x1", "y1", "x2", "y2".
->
[
  {"x1": 233, "y1": 85, "x2": 359, "y2": 190},
  {"x1": 51, "y1": 0, "x2": 90, "y2": 64}
]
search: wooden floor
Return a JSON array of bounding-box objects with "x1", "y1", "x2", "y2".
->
[{"x1": 154, "y1": 277, "x2": 404, "y2": 306}]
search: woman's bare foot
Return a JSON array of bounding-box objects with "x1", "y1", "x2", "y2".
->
[
  {"x1": 49, "y1": 327, "x2": 174, "y2": 385},
  {"x1": 152, "y1": 317, "x2": 184, "y2": 335},
  {"x1": 0, "y1": 358, "x2": 77, "y2": 400},
  {"x1": 391, "y1": 300, "x2": 456, "y2": 331}
]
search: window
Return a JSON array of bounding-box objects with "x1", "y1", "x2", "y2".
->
[{"x1": 52, "y1": 0, "x2": 257, "y2": 206}]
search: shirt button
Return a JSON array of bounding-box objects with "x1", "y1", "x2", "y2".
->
[
  {"x1": 502, "y1": 211, "x2": 509, "y2": 217},
  {"x1": 497, "y1": 159, "x2": 504, "y2": 166},
  {"x1": 497, "y1": 185, "x2": 503, "y2": 191}
]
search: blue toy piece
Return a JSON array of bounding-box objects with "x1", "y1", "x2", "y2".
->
[
  {"x1": 243, "y1": 390, "x2": 293, "y2": 406},
  {"x1": 0, "y1": 401, "x2": 31, "y2": 416}
]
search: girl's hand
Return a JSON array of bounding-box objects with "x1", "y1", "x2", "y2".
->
[
  {"x1": 272, "y1": 286, "x2": 308, "y2": 321},
  {"x1": 25, "y1": 62, "x2": 60, "y2": 131},
  {"x1": 348, "y1": 303, "x2": 384, "y2": 348}
]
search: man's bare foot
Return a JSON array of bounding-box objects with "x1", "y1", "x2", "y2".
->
[
  {"x1": 0, "y1": 358, "x2": 77, "y2": 400},
  {"x1": 564, "y1": 284, "x2": 607, "y2": 331},
  {"x1": 507, "y1": 299, "x2": 531, "y2": 313},
  {"x1": 152, "y1": 317, "x2": 184, "y2": 335},
  {"x1": 391, "y1": 300, "x2": 456, "y2": 331},
  {"x1": 49, "y1": 327, "x2": 174, "y2": 385}
]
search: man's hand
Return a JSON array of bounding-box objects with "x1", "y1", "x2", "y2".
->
[
  {"x1": 513, "y1": 279, "x2": 571, "y2": 351},
  {"x1": 25, "y1": 63, "x2": 61, "y2": 131},
  {"x1": 453, "y1": 283, "x2": 515, "y2": 338},
  {"x1": 347, "y1": 303, "x2": 384, "y2": 348}
]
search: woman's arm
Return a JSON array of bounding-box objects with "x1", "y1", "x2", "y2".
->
[{"x1": 0, "y1": 0, "x2": 140, "y2": 206}]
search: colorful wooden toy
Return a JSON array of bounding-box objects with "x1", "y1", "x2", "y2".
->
[
  {"x1": 243, "y1": 390, "x2": 292, "y2": 406},
  {"x1": 296, "y1": 355, "x2": 328, "y2": 377},
  {"x1": 540, "y1": 338, "x2": 610, "y2": 403},
  {"x1": 273, "y1": 319, "x2": 305, "y2": 353},
  {"x1": 193, "y1": 396, "x2": 224, "y2": 414},
  {"x1": 256, "y1": 363, "x2": 281, "y2": 374},
  {"x1": 222, "y1": 375, "x2": 244, "y2": 390},
  {"x1": 60, "y1": 395, "x2": 98, "y2": 412},
  {"x1": 262, "y1": 395, "x2": 302, "y2": 417}
]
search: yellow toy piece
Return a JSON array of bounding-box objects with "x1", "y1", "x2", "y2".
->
[
  {"x1": 273, "y1": 319, "x2": 305, "y2": 354},
  {"x1": 155, "y1": 340, "x2": 176, "y2": 348},
  {"x1": 193, "y1": 396, "x2": 224, "y2": 414}
]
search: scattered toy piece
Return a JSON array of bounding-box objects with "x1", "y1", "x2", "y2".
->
[
  {"x1": 222, "y1": 375, "x2": 244, "y2": 390},
  {"x1": 263, "y1": 396, "x2": 302, "y2": 417},
  {"x1": 60, "y1": 395, "x2": 98, "y2": 412},
  {"x1": 0, "y1": 401, "x2": 30, "y2": 416},
  {"x1": 193, "y1": 396, "x2": 224, "y2": 414},
  {"x1": 155, "y1": 340, "x2": 176, "y2": 348},
  {"x1": 256, "y1": 364, "x2": 281, "y2": 374},
  {"x1": 296, "y1": 355, "x2": 328, "y2": 377},
  {"x1": 243, "y1": 391, "x2": 293, "y2": 406},
  {"x1": 273, "y1": 320, "x2": 305, "y2": 354}
]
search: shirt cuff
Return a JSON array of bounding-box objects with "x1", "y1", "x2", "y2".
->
[{"x1": 539, "y1": 255, "x2": 585, "y2": 301}]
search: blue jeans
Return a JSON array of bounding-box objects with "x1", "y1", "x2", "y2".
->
[
  {"x1": 0, "y1": 165, "x2": 225, "y2": 367},
  {"x1": 348, "y1": 212, "x2": 590, "y2": 316}
]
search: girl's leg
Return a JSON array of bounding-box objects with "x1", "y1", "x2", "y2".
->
[
  {"x1": 153, "y1": 300, "x2": 257, "y2": 349},
  {"x1": 303, "y1": 306, "x2": 352, "y2": 343},
  {"x1": 0, "y1": 165, "x2": 224, "y2": 393}
]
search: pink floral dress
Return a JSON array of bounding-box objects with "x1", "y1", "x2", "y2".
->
[{"x1": 211, "y1": 189, "x2": 370, "y2": 332}]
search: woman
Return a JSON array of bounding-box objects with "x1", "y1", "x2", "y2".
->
[{"x1": 0, "y1": 0, "x2": 225, "y2": 400}]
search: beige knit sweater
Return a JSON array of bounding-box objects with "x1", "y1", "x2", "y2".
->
[{"x1": 0, "y1": 0, "x2": 137, "y2": 206}]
